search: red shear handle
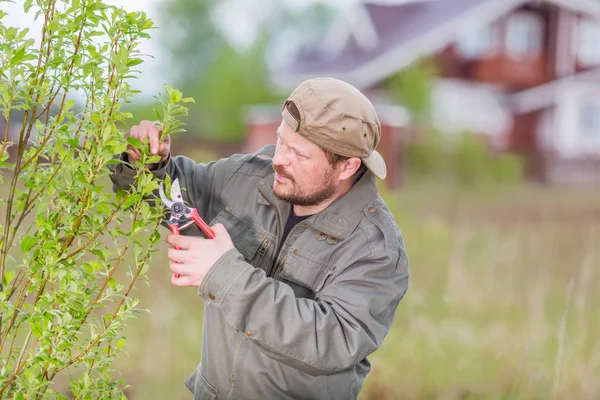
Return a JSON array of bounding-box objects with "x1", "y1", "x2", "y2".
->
[
  {"x1": 190, "y1": 208, "x2": 216, "y2": 239},
  {"x1": 168, "y1": 224, "x2": 182, "y2": 278}
]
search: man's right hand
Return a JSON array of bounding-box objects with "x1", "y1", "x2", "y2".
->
[{"x1": 126, "y1": 120, "x2": 170, "y2": 163}]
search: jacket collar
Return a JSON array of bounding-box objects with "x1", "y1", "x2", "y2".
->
[{"x1": 257, "y1": 171, "x2": 379, "y2": 240}]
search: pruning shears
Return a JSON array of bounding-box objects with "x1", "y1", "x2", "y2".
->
[{"x1": 159, "y1": 178, "x2": 215, "y2": 278}]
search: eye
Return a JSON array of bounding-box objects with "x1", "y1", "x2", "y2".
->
[{"x1": 295, "y1": 151, "x2": 308, "y2": 160}]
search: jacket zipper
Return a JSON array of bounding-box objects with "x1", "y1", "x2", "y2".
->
[
  {"x1": 258, "y1": 185, "x2": 283, "y2": 277},
  {"x1": 256, "y1": 239, "x2": 269, "y2": 267}
]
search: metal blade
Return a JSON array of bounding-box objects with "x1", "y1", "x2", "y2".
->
[
  {"x1": 159, "y1": 182, "x2": 174, "y2": 208},
  {"x1": 170, "y1": 178, "x2": 184, "y2": 202}
]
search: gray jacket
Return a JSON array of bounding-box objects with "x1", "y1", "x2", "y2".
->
[{"x1": 109, "y1": 145, "x2": 409, "y2": 400}]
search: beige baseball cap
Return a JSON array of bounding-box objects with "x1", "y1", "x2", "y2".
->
[{"x1": 281, "y1": 77, "x2": 387, "y2": 180}]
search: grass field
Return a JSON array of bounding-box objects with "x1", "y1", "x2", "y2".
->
[
  {"x1": 109, "y1": 180, "x2": 600, "y2": 400},
  {"x1": 2, "y1": 165, "x2": 599, "y2": 399}
]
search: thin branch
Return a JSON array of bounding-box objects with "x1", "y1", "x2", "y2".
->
[
  {"x1": 0, "y1": 337, "x2": 39, "y2": 396},
  {"x1": 53, "y1": 219, "x2": 160, "y2": 375}
]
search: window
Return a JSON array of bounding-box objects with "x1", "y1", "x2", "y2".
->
[
  {"x1": 506, "y1": 12, "x2": 544, "y2": 58},
  {"x1": 579, "y1": 101, "x2": 600, "y2": 139},
  {"x1": 456, "y1": 25, "x2": 497, "y2": 59},
  {"x1": 578, "y1": 20, "x2": 600, "y2": 65}
]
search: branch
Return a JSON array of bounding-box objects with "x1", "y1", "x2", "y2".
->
[{"x1": 53, "y1": 219, "x2": 160, "y2": 375}]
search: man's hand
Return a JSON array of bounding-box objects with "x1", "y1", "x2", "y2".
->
[
  {"x1": 126, "y1": 120, "x2": 170, "y2": 163},
  {"x1": 166, "y1": 224, "x2": 235, "y2": 287}
]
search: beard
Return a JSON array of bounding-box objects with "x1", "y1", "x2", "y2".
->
[{"x1": 272, "y1": 164, "x2": 338, "y2": 207}]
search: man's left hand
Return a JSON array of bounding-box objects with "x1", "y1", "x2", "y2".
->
[{"x1": 166, "y1": 223, "x2": 234, "y2": 287}]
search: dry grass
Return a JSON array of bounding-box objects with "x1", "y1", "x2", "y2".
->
[
  {"x1": 356, "y1": 182, "x2": 600, "y2": 400},
  {"x1": 111, "y1": 181, "x2": 600, "y2": 399},
  {"x1": 3, "y1": 168, "x2": 599, "y2": 399}
]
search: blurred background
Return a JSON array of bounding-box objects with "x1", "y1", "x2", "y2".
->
[{"x1": 5, "y1": 0, "x2": 600, "y2": 398}]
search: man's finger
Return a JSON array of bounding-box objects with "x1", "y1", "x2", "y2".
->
[
  {"x1": 127, "y1": 145, "x2": 140, "y2": 159},
  {"x1": 171, "y1": 273, "x2": 193, "y2": 287},
  {"x1": 158, "y1": 143, "x2": 169, "y2": 157},
  {"x1": 168, "y1": 247, "x2": 192, "y2": 264},
  {"x1": 149, "y1": 130, "x2": 160, "y2": 155},
  {"x1": 169, "y1": 261, "x2": 194, "y2": 276},
  {"x1": 211, "y1": 223, "x2": 227, "y2": 236},
  {"x1": 139, "y1": 120, "x2": 161, "y2": 154},
  {"x1": 166, "y1": 234, "x2": 198, "y2": 249}
]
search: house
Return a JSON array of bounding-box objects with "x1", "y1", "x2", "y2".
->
[{"x1": 247, "y1": 0, "x2": 600, "y2": 185}]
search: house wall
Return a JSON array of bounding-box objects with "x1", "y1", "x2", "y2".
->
[
  {"x1": 439, "y1": 3, "x2": 556, "y2": 90},
  {"x1": 574, "y1": 13, "x2": 600, "y2": 74},
  {"x1": 508, "y1": 93, "x2": 600, "y2": 158},
  {"x1": 552, "y1": 82, "x2": 600, "y2": 157},
  {"x1": 430, "y1": 78, "x2": 512, "y2": 150},
  {"x1": 437, "y1": 2, "x2": 600, "y2": 90},
  {"x1": 510, "y1": 83, "x2": 600, "y2": 184}
]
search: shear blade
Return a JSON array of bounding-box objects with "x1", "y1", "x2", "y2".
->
[
  {"x1": 170, "y1": 178, "x2": 184, "y2": 202},
  {"x1": 159, "y1": 182, "x2": 174, "y2": 208}
]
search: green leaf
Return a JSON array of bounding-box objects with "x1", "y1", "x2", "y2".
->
[
  {"x1": 142, "y1": 180, "x2": 159, "y2": 196},
  {"x1": 171, "y1": 89, "x2": 182, "y2": 103},
  {"x1": 181, "y1": 97, "x2": 195, "y2": 103},
  {"x1": 140, "y1": 201, "x2": 150, "y2": 219},
  {"x1": 37, "y1": 213, "x2": 46, "y2": 228},
  {"x1": 48, "y1": 20, "x2": 60, "y2": 32},
  {"x1": 21, "y1": 236, "x2": 37, "y2": 253},
  {"x1": 126, "y1": 136, "x2": 142, "y2": 149},
  {"x1": 97, "y1": 203, "x2": 111, "y2": 215},
  {"x1": 11, "y1": 47, "x2": 26, "y2": 66},
  {"x1": 117, "y1": 338, "x2": 126, "y2": 349},
  {"x1": 24, "y1": 0, "x2": 34, "y2": 12},
  {"x1": 136, "y1": 263, "x2": 148, "y2": 277},
  {"x1": 123, "y1": 193, "x2": 141, "y2": 209},
  {"x1": 126, "y1": 58, "x2": 143, "y2": 67},
  {"x1": 4, "y1": 270, "x2": 16, "y2": 286},
  {"x1": 102, "y1": 124, "x2": 112, "y2": 140}
]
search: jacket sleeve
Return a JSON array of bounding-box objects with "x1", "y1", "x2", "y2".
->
[
  {"x1": 198, "y1": 245, "x2": 409, "y2": 376},
  {"x1": 108, "y1": 153, "x2": 244, "y2": 231}
]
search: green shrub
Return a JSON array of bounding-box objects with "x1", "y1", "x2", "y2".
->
[{"x1": 405, "y1": 130, "x2": 525, "y2": 187}]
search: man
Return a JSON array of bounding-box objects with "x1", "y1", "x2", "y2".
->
[{"x1": 110, "y1": 77, "x2": 409, "y2": 399}]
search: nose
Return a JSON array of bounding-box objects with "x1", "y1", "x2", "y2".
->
[{"x1": 273, "y1": 144, "x2": 290, "y2": 167}]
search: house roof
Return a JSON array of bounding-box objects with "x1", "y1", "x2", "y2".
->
[
  {"x1": 511, "y1": 66, "x2": 600, "y2": 113},
  {"x1": 272, "y1": 0, "x2": 600, "y2": 90}
]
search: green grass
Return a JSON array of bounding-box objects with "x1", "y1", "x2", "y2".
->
[{"x1": 2, "y1": 165, "x2": 600, "y2": 399}]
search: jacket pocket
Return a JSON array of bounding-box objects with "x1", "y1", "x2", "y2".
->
[
  {"x1": 278, "y1": 250, "x2": 335, "y2": 293},
  {"x1": 194, "y1": 373, "x2": 218, "y2": 400},
  {"x1": 210, "y1": 208, "x2": 264, "y2": 261}
]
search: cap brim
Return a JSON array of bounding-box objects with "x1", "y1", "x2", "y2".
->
[{"x1": 362, "y1": 150, "x2": 387, "y2": 180}]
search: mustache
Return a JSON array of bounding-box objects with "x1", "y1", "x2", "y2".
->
[{"x1": 272, "y1": 165, "x2": 294, "y2": 182}]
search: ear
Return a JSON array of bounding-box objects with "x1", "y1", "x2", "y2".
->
[{"x1": 337, "y1": 158, "x2": 362, "y2": 181}]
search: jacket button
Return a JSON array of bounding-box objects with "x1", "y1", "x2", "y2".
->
[
  {"x1": 263, "y1": 232, "x2": 268, "y2": 238},
  {"x1": 208, "y1": 293, "x2": 216, "y2": 301},
  {"x1": 368, "y1": 207, "x2": 376, "y2": 213},
  {"x1": 332, "y1": 266, "x2": 337, "y2": 271},
  {"x1": 213, "y1": 389, "x2": 217, "y2": 394},
  {"x1": 246, "y1": 331, "x2": 253, "y2": 337},
  {"x1": 224, "y1": 206, "x2": 229, "y2": 211},
  {"x1": 293, "y1": 249, "x2": 299, "y2": 255}
]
